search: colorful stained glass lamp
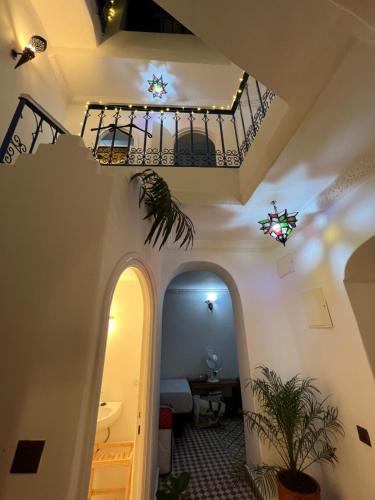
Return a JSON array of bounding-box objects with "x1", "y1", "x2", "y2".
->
[
  {"x1": 258, "y1": 201, "x2": 298, "y2": 246},
  {"x1": 147, "y1": 74, "x2": 168, "y2": 98}
]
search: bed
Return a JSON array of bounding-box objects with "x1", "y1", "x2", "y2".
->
[{"x1": 160, "y1": 378, "x2": 193, "y2": 414}]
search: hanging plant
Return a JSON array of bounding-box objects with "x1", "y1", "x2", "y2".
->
[{"x1": 131, "y1": 169, "x2": 195, "y2": 250}]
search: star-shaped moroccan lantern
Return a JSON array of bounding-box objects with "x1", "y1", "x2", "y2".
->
[
  {"x1": 147, "y1": 74, "x2": 168, "y2": 99},
  {"x1": 258, "y1": 201, "x2": 298, "y2": 246}
]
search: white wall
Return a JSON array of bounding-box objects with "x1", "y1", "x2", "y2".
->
[
  {"x1": 0, "y1": 0, "x2": 67, "y2": 143},
  {"x1": 0, "y1": 135, "x2": 162, "y2": 500},
  {"x1": 161, "y1": 289, "x2": 239, "y2": 379},
  {"x1": 99, "y1": 276, "x2": 144, "y2": 442},
  {"x1": 263, "y1": 173, "x2": 375, "y2": 499}
]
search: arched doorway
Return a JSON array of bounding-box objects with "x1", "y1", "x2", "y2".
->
[
  {"x1": 174, "y1": 130, "x2": 216, "y2": 166},
  {"x1": 158, "y1": 262, "x2": 259, "y2": 498},
  {"x1": 96, "y1": 129, "x2": 134, "y2": 165},
  {"x1": 345, "y1": 235, "x2": 375, "y2": 378},
  {"x1": 86, "y1": 261, "x2": 154, "y2": 500}
]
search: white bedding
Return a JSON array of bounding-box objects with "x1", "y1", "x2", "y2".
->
[{"x1": 160, "y1": 378, "x2": 193, "y2": 414}]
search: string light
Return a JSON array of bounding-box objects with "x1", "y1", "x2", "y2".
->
[{"x1": 107, "y1": 0, "x2": 115, "y2": 22}]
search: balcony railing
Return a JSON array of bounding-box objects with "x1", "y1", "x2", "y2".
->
[
  {"x1": 80, "y1": 73, "x2": 275, "y2": 168},
  {"x1": 0, "y1": 75, "x2": 275, "y2": 168},
  {"x1": 0, "y1": 95, "x2": 68, "y2": 165}
]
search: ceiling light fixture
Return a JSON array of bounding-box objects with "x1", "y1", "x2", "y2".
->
[
  {"x1": 258, "y1": 201, "x2": 298, "y2": 246},
  {"x1": 147, "y1": 74, "x2": 168, "y2": 99},
  {"x1": 12, "y1": 35, "x2": 47, "y2": 69}
]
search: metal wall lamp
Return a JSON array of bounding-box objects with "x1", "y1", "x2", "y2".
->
[
  {"x1": 12, "y1": 35, "x2": 47, "y2": 69},
  {"x1": 205, "y1": 300, "x2": 214, "y2": 311}
]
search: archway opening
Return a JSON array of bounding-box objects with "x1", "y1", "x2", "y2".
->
[
  {"x1": 345, "y1": 235, "x2": 375, "y2": 378},
  {"x1": 86, "y1": 265, "x2": 152, "y2": 500},
  {"x1": 158, "y1": 269, "x2": 255, "y2": 498},
  {"x1": 174, "y1": 130, "x2": 216, "y2": 166},
  {"x1": 96, "y1": 129, "x2": 134, "y2": 165}
]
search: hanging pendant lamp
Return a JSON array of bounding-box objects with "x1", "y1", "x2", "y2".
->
[{"x1": 258, "y1": 201, "x2": 298, "y2": 246}]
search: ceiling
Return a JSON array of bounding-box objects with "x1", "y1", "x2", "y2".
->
[
  {"x1": 179, "y1": 39, "x2": 375, "y2": 245},
  {"x1": 24, "y1": 0, "x2": 375, "y2": 250},
  {"x1": 168, "y1": 271, "x2": 228, "y2": 290},
  {"x1": 154, "y1": 0, "x2": 375, "y2": 248},
  {"x1": 29, "y1": 0, "x2": 243, "y2": 106},
  {"x1": 51, "y1": 51, "x2": 243, "y2": 106}
]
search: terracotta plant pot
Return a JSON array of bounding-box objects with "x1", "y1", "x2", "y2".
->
[{"x1": 278, "y1": 472, "x2": 321, "y2": 500}]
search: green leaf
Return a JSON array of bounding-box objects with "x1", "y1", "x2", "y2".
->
[
  {"x1": 156, "y1": 490, "x2": 173, "y2": 500},
  {"x1": 130, "y1": 169, "x2": 195, "y2": 250},
  {"x1": 175, "y1": 472, "x2": 190, "y2": 493}
]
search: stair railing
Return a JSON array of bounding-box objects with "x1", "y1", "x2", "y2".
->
[{"x1": 0, "y1": 94, "x2": 69, "y2": 165}]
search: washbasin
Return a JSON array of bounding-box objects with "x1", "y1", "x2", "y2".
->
[{"x1": 97, "y1": 401, "x2": 122, "y2": 431}]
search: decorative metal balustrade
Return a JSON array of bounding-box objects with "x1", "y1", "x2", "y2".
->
[
  {"x1": 0, "y1": 94, "x2": 68, "y2": 165},
  {"x1": 80, "y1": 73, "x2": 275, "y2": 168},
  {"x1": 0, "y1": 75, "x2": 275, "y2": 168}
]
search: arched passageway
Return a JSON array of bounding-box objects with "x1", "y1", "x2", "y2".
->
[
  {"x1": 345, "y1": 235, "x2": 375, "y2": 378},
  {"x1": 158, "y1": 262, "x2": 259, "y2": 499},
  {"x1": 85, "y1": 261, "x2": 155, "y2": 500}
]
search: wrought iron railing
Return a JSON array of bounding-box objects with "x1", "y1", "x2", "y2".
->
[
  {"x1": 0, "y1": 94, "x2": 68, "y2": 165},
  {"x1": 80, "y1": 73, "x2": 275, "y2": 168},
  {"x1": 0, "y1": 75, "x2": 275, "y2": 168}
]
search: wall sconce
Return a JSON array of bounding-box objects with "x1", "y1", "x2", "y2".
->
[
  {"x1": 205, "y1": 300, "x2": 214, "y2": 311},
  {"x1": 11, "y1": 35, "x2": 47, "y2": 69},
  {"x1": 205, "y1": 292, "x2": 217, "y2": 311}
]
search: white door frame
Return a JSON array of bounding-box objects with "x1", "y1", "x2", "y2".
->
[{"x1": 78, "y1": 254, "x2": 157, "y2": 500}]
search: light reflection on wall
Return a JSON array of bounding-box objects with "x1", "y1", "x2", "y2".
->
[
  {"x1": 344, "y1": 200, "x2": 375, "y2": 234},
  {"x1": 295, "y1": 237, "x2": 324, "y2": 272},
  {"x1": 329, "y1": 242, "x2": 355, "y2": 278},
  {"x1": 313, "y1": 213, "x2": 328, "y2": 231},
  {"x1": 323, "y1": 224, "x2": 342, "y2": 245}
]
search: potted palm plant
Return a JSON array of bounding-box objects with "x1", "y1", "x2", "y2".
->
[{"x1": 245, "y1": 367, "x2": 344, "y2": 499}]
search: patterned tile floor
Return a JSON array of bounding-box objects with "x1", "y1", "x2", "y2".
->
[{"x1": 160, "y1": 417, "x2": 257, "y2": 499}]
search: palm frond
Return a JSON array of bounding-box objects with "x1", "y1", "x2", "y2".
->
[
  {"x1": 246, "y1": 463, "x2": 280, "y2": 498},
  {"x1": 131, "y1": 169, "x2": 195, "y2": 250}
]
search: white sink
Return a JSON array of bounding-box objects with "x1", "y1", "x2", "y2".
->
[{"x1": 97, "y1": 401, "x2": 122, "y2": 431}]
